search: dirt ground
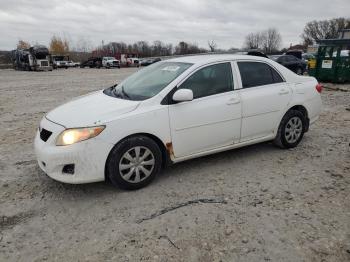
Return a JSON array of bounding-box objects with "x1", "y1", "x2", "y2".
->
[{"x1": 0, "y1": 68, "x2": 349, "y2": 262}]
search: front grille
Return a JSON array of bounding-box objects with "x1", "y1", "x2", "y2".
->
[
  {"x1": 40, "y1": 61, "x2": 49, "y2": 67},
  {"x1": 40, "y1": 128, "x2": 52, "y2": 142}
]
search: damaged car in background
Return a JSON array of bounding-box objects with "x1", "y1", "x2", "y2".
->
[
  {"x1": 35, "y1": 55, "x2": 322, "y2": 190},
  {"x1": 11, "y1": 45, "x2": 52, "y2": 71}
]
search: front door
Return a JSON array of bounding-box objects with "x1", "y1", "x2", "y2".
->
[{"x1": 169, "y1": 62, "x2": 241, "y2": 158}]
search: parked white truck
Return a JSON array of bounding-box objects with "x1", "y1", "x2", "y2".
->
[{"x1": 102, "y1": 57, "x2": 121, "y2": 68}]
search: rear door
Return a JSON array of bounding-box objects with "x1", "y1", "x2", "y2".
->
[{"x1": 235, "y1": 61, "x2": 292, "y2": 142}]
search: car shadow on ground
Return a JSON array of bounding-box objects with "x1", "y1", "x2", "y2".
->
[
  {"x1": 162, "y1": 141, "x2": 279, "y2": 175},
  {"x1": 37, "y1": 140, "x2": 282, "y2": 200}
]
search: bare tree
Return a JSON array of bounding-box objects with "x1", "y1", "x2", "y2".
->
[
  {"x1": 208, "y1": 40, "x2": 217, "y2": 52},
  {"x1": 243, "y1": 28, "x2": 281, "y2": 53},
  {"x1": 243, "y1": 32, "x2": 263, "y2": 50},
  {"x1": 175, "y1": 41, "x2": 206, "y2": 55},
  {"x1": 152, "y1": 40, "x2": 163, "y2": 56},
  {"x1": 261, "y1": 28, "x2": 282, "y2": 54},
  {"x1": 17, "y1": 40, "x2": 31, "y2": 49},
  {"x1": 74, "y1": 37, "x2": 93, "y2": 52},
  {"x1": 301, "y1": 18, "x2": 350, "y2": 45}
]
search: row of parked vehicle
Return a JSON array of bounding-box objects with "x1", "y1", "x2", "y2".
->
[
  {"x1": 11, "y1": 44, "x2": 313, "y2": 74},
  {"x1": 79, "y1": 56, "x2": 162, "y2": 69},
  {"x1": 53, "y1": 56, "x2": 80, "y2": 69},
  {"x1": 61, "y1": 51, "x2": 311, "y2": 75}
]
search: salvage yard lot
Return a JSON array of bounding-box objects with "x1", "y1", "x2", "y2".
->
[{"x1": 0, "y1": 68, "x2": 349, "y2": 261}]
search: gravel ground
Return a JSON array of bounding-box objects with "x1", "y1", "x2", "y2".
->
[{"x1": 0, "y1": 68, "x2": 349, "y2": 262}]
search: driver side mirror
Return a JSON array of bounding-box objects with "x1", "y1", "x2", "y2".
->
[{"x1": 172, "y1": 89, "x2": 193, "y2": 102}]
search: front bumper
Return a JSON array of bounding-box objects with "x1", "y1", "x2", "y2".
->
[
  {"x1": 107, "y1": 63, "x2": 120, "y2": 67},
  {"x1": 34, "y1": 117, "x2": 114, "y2": 184},
  {"x1": 36, "y1": 66, "x2": 53, "y2": 71}
]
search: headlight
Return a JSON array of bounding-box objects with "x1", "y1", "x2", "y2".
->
[{"x1": 56, "y1": 126, "x2": 105, "y2": 146}]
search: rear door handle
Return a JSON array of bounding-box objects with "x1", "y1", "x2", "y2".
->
[
  {"x1": 227, "y1": 98, "x2": 240, "y2": 105},
  {"x1": 279, "y1": 89, "x2": 289, "y2": 95}
]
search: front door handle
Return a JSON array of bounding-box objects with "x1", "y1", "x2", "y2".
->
[
  {"x1": 279, "y1": 89, "x2": 289, "y2": 95},
  {"x1": 227, "y1": 98, "x2": 240, "y2": 105}
]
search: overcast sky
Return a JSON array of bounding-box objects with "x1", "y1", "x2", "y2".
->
[{"x1": 0, "y1": 0, "x2": 349, "y2": 51}]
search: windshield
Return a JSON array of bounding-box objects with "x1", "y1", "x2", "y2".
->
[{"x1": 112, "y1": 62, "x2": 192, "y2": 100}]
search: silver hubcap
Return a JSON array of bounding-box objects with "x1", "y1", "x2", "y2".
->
[
  {"x1": 119, "y1": 146, "x2": 155, "y2": 183},
  {"x1": 285, "y1": 117, "x2": 303, "y2": 143}
]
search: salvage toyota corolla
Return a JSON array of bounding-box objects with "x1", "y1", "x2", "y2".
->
[{"x1": 35, "y1": 55, "x2": 322, "y2": 189}]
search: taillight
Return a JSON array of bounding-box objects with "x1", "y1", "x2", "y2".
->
[{"x1": 316, "y1": 83, "x2": 323, "y2": 93}]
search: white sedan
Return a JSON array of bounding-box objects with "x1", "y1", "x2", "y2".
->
[{"x1": 34, "y1": 55, "x2": 322, "y2": 189}]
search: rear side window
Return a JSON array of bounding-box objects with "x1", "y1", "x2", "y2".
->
[{"x1": 237, "y1": 62, "x2": 284, "y2": 88}]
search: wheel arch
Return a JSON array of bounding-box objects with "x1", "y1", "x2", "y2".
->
[
  {"x1": 104, "y1": 132, "x2": 171, "y2": 181},
  {"x1": 278, "y1": 104, "x2": 309, "y2": 133}
]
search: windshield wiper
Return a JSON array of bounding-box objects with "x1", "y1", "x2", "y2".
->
[
  {"x1": 112, "y1": 85, "x2": 122, "y2": 98},
  {"x1": 120, "y1": 86, "x2": 130, "y2": 99},
  {"x1": 111, "y1": 85, "x2": 130, "y2": 100}
]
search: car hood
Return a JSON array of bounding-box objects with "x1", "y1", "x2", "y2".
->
[{"x1": 46, "y1": 90, "x2": 140, "y2": 128}]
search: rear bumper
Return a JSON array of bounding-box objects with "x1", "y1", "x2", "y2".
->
[
  {"x1": 34, "y1": 117, "x2": 113, "y2": 184},
  {"x1": 306, "y1": 95, "x2": 322, "y2": 125}
]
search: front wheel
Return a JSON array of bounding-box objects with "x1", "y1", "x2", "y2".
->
[
  {"x1": 274, "y1": 110, "x2": 306, "y2": 149},
  {"x1": 106, "y1": 136, "x2": 162, "y2": 190}
]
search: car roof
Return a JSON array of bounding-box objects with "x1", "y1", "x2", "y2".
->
[
  {"x1": 168, "y1": 54, "x2": 271, "y2": 66},
  {"x1": 166, "y1": 54, "x2": 301, "y2": 83}
]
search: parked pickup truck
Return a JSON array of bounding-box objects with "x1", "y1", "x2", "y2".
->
[
  {"x1": 102, "y1": 57, "x2": 121, "y2": 68},
  {"x1": 66, "y1": 61, "x2": 80, "y2": 67}
]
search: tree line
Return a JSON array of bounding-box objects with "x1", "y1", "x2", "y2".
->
[
  {"x1": 301, "y1": 17, "x2": 350, "y2": 45},
  {"x1": 93, "y1": 40, "x2": 209, "y2": 57},
  {"x1": 16, "y1": 17, "x2": 349, "y2": 58}
]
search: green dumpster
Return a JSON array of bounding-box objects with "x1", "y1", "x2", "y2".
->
[{"x1": 308, "y1": 38, "x2": 350, "y2": 83}]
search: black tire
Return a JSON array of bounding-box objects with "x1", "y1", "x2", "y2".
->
[
  {"x1": 106, "y1": 136, "x2": 162, "y2": 190},
  {"x1": 274, "y1": 110, "x2": 306, "y2": 149}
]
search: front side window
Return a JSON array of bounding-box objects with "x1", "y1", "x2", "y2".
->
[
  {"x1": 179, "y1": 62, "x2": 234, "y2": 99},
  {"x1": 237, "y1": 61, "x2": 284, "y2": 88}
]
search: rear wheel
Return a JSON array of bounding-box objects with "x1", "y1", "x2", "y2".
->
[
  {"x1": 274, "y1": 110, "x2": 306, "y2": 148},
  {"x1": 106, "y1": 136, "x2": 162, "y2": 190}
]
